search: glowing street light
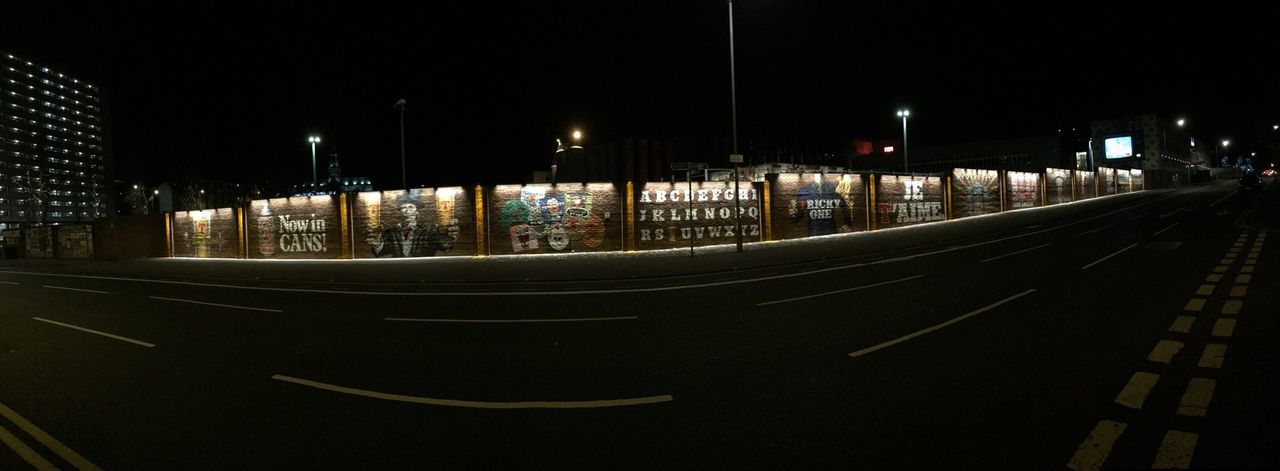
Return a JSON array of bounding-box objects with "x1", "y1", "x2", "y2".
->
[
  {"x1": 552, "y1": 128, "x2": 585, "y2": 186},
  {"x1": 896, "y1": 109, "x2": 911, "y2": 173},
  {"x1": 1176, "y1": 118, "x2": 1185, "y2": 127},
  {"x1": 307, "y1": 136, "x2": 322, "y2": 185}
]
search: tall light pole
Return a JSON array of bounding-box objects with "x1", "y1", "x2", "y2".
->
[
  {"x1": 728, "y1": 0, "x2": 743, "y2": 252},
  {"x1": 552, "y1": 129, "x2": 583, "y2": 186},
  {"x1": 307, "y1": 136, "x2": 321, "y2": 185},
  {"x1": 897, "y1": 109, "x2": 910, "y2": 173},
  {"x1": 394, "y1": 99, "x2": 407, "y2": 190}
]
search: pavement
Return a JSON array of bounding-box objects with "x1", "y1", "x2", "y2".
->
[{"x1": 0, "y1": 177, "x2": 1275, "y2": 469}]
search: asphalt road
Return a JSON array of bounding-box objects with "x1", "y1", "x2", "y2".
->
[{"x1": 1, "y1": 178, "x2": 1276, "y2": 470}]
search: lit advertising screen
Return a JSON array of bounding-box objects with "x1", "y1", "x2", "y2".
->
[{"x1": 1104, "y1": 136, "x2": 1133, "y2": 159}]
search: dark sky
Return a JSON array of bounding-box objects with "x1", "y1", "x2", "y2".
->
[{"x1": 3, "y1": 2, "x2": 1275, "y2": 188}]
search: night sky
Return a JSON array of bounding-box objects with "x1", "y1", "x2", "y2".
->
[{"x1": 3, "y1": 2, "x2": 1274, "y2": 188}]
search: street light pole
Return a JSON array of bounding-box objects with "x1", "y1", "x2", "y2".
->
[
  {"x1": 308, "y1": 136, "x2": 321, "y2": 185},
  {"x1": 394, "y1": 99, "x2": 407, "y2": 190},
  {"x1": 728, "y1": 0, "x2": 743, "y2": 252},
  {"x1": 897, "y1": 109, "x2": 910, "y2": 173}
]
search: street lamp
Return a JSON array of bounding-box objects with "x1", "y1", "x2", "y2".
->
[
  {"x1": 1177, "y1": 119, "x2": 1185, "y2": 127},
  {"x1": 896, "y1": 109, "x2": 910, "y2": 173},
  {"x1": 394, "y1": 99, "x2": 407, "y2": 190},
  {"x1": 727, "y1": 0, "x2": 743, "y2": 252},
  {"x1": 307, "y1": 136, "x2": 321, "y2": 185},
  {"x1": 551, "y1": 129, "x2": 584, "y2": 186}
]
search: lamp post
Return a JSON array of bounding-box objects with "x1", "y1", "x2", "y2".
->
[
  {"x1": 307, "y1": 136, "x2": 321, "y2": 185},
  {"x1": 728, "y1": 0, "x2": 743, "y2": 252},
  {"x1": 551, "y1": 129, "x2": 583, "y2": 186},
  {"x1": 897, "y1": 109, "x2": 910, "y2": 173},
  {"x1": 394, "y1": 99, "x2": 407, "y2": 190}
]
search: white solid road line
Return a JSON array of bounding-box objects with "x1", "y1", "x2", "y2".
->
[
  {"x1": 1081, "y1": 243, "x2": 1139, "y2": 270},
  {"x1": 757, "y1": 275, "x2": 924, "y2": 306},
  {"x1": 271, "y1": 374, "x2": 673, "y2": 409},
  {"x1": 2, "y1": 191, "x2": 1188, "y2": 297},
  {"x1": 31, "y1": 317, "x2": 156, "y2": 348},
  {"x1": 1076, "y1": 224, "x2": 1116, "y2": 236},
  {"x1": 980, "y1": 243, "x2": 1052, "y2": 263},
  {"x1": 0, "y1": 401, "x2": 103, "y2": 471},
  {"x1": 148, "y1": 296, "x2": 283, "y2": 313},
  {"x1": 385, "y1": 316, "x2": 637, "y2": 323},
  {"x1": 0, "y1": 280, "x2": 19, "y2": 285},
  {"x1": 1209, "y1": 190, "x2": 1237, "y2": 207},
  {"x1": 0, "y1": 423, "x2": 58, "y2": 471},
  {"x1": 1153, "y1": 222, "x2": 1181, "y2": 237},
  {"x1": 848, "y1": 289, "x2": 1037, "y2": 358},
  {"x1": 42, "y1": 285, "x2": 108, "y2": 294}
]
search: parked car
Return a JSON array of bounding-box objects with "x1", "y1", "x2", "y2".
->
[{"x1": 1239, "y1": 173, "x2": 1261, "y2": 191}]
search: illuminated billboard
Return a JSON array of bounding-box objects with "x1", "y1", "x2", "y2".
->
[
  {"x1": 1104, "y1": 136, "x2": 1133, "y2": 159},
  {"x1": 770, "y1": 173, "x2": 867, "y2": 239}
]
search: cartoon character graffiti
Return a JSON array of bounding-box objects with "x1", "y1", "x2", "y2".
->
[{"x1": 499, "y1": 187, "x2": 606, "y2": 253}]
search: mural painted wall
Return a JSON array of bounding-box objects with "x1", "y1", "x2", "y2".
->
[
  {"x1": 247, "y1": 196, "x2": 342, "y2": 259},
  {"x1": 950, "y1": 168, "x2": 1001, "y2": 218},
  {"x1": 56, "y1": 225, "x2": 93, "y2": 259},
  {"x1": 1099, "y1": 167, "x2": 1118, "y2": 195},
  {"x1": 1006, "y1": 171, "x2": 1042, "y2": 210},
  {"x1": 173, "y1": 208, "x2": 239, "y2": 258},
  {"x1": 1045, "y1": 168, "x2": 1073, "y2": 205},
  {"x1": 488, "y1": 183, "x2": 621, "y2": 255},
  {"x1": 25, "y1": 227, "x2": 54, "y2": 258},
  {"x1": 1075, "y1": 171, "x2": 1097, "y2": 200},
  {"x1": 352, "y1": 188, "x2": 473, "y2": 258},
  {"x1": 1117, "y1": 169, "x2": 1133, "y2": 193},
  {"x1": 635, "y1": 181, "x2": 762, "y2": 250},
  {"x1": 770, "y1": 173, "x2": 867, "y2": 239},
  {"x1": 875, "y1": 175, "x2": 945, "y2": 229},
  {"x1": 1131, "y1": 169, "x2": 1144, "y2": 190}
]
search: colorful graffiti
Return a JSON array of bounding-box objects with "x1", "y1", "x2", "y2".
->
[
  {"x1": 491, "y1": 183, "x2": 620, "y2": 254},
  {"x1": 1006, "y1": 171, "x2": 1041, "y2": 209},
  {"x1": 771, "y1": 173, "x2": 866, "y2": 239}
]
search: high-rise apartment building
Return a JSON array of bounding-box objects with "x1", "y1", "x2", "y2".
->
[{"x1": 0, "y1": 51, "x2": 109, "y2": 227}]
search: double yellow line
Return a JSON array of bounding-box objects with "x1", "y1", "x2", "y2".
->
[{"x1": 0, "y1": 400, "x2": 101, "y2": 471}]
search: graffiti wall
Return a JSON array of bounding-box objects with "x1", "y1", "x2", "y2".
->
[
  {"x1": 635, "y1": 181, "x2": 762, "y2": 250},
  {"x1": 352, "y1": 188, "x2": 474, "y2": 258},
  {"x1": 770, "y1": 173, "x2": 867, "y2": 239},
  {"x1": 950, "y1": 168, "x2": 1001, "y2": 219},
  {"x1": 25, "y1": 227, "x2": 54, "y2": 258},
  {"x1": 875, "y1": 175, "x2": 945, "y2": 229},
  {"x1": 1117, "y1": 169, "x2": 1133, "y2": 193},
  {"x1": 1131, "y1": 169, "x2": 1144, "y2": 190},
  {"x1": 246, "y1": 196, "x2": 342, "y2": 259},
  {"x1": 1099, "y1": 167, "x2": 1118, "y2": 195},
  {"x1": 56, "y1": 225, "x2": 93, "y2": 259},
  {"x1": 1075, "y1": 171, "x2": 1097, "y2": 200},
  {"x1": 173, "y1": 208, "x2": 239, "y2": 258},
  {"x1": 1045, "y1": 168, "x2": 1073, "y2": 205},
  {"x1": 488, "y1": 183, "x2": 621, "y2": 255},
  {"x1": 1006, "y1": 171, "x2": 1042, "y2": 210}
]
